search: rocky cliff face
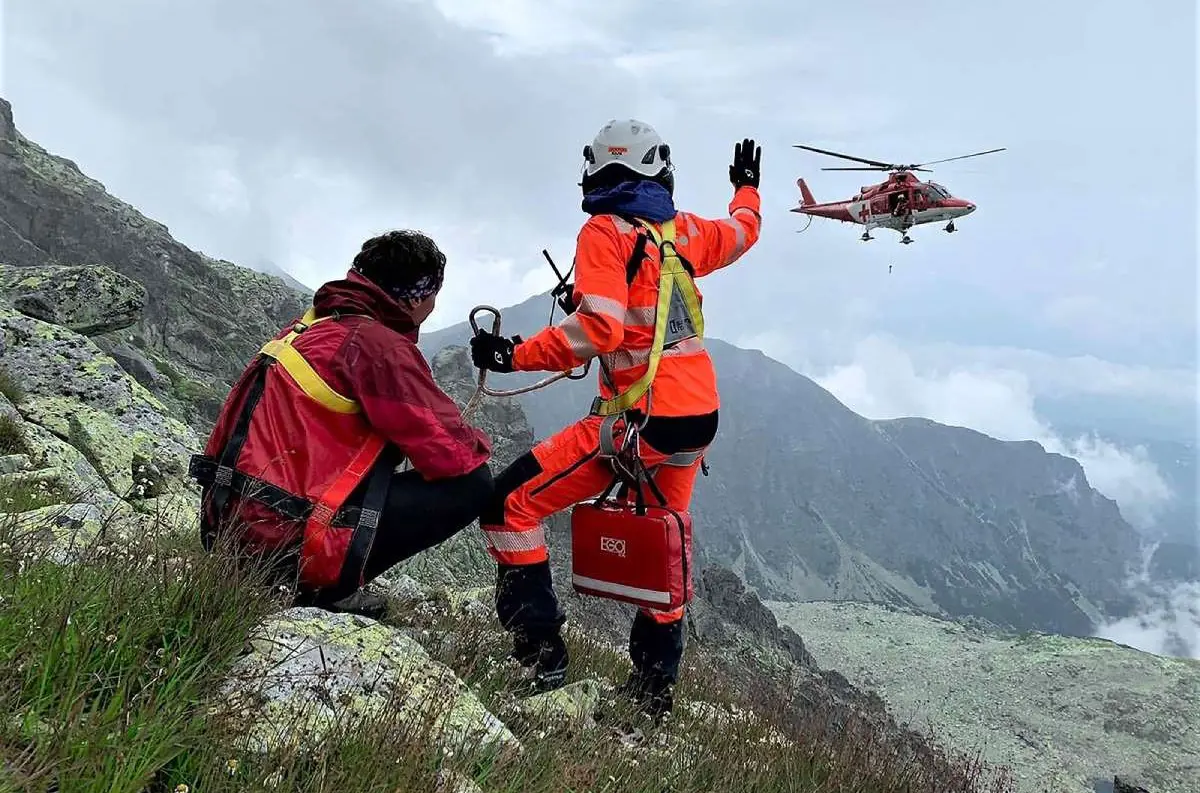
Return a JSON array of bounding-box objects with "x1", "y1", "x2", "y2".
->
[
  {"x1": 0, "y1": 96, "x2": 308, "y2": 407},
  {"x1": 421, "y1": 293, "x2": 1145, "y2": 637}
]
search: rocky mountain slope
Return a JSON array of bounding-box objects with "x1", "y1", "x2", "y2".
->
[
  {"x1": 769, "y1": 600, "x2": 1200, "y2": 793},
  {"x1": 0, "y1": 93, "x2": 1176, "y2": 791},
  {"x1": 0, "y1": 89, "x2": 1148, "y2": 641},
  {"x1": 422, "y1": 294, "x2": 1145, "y2": 637},
  {"x1": 0, "y1": 96, "x2": 307, "y2": 427},
  {"x1": 0, "y1": 265, "x2": 1015, "y2": 791}
]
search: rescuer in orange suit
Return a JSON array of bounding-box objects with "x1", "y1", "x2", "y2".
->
[{"x1": 470, "y1": 119, "x2": 762, "y2": 718}]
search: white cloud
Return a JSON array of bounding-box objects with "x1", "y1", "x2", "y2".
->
[
  {"x1": 1095, "y1": 545, "x2": 1200, "y2": 660},
  {"x1": 812, "y1": 335, "x2": 1175, "y2": 530},
  {"x1": 1097, "y1": 582, "x2": 1200, "y2": 660},
  {"x1": 428, "y1": 0, "x2": 624, "y2": 57}
]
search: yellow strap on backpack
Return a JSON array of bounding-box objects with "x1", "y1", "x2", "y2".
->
[
  {"x1": 259, "y1": 307, "x2": 361, "y2": 414},
  {"x1": 591, "y1": 218, "x2": 705, "y2": 417}
]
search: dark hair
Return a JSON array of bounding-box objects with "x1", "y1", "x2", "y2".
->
[
  {"x1": 581, "y1": 163, "x2": 674, "y2": 196},
  {"x1": 351, "y1": 229, "x2": 446, "y2": 301}
]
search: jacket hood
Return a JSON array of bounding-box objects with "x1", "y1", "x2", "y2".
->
[{"x1": 312, "y1": 270, "x2": 422, "y2": 340}]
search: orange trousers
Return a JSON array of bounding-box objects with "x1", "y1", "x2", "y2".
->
[{"x1": 481, "y1": 414, "x2": 706, "y2": 624}]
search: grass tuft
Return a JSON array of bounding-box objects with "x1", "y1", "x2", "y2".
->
[
  {"x1": 0, "y1": 507, "x2": 1016, "y2": 793},
  {"x1": 0, "y1": 366, "x2": 24, "y2": 406},
  {"x1": 0, "y1": 413, "x2": 27, "y2": 457}
]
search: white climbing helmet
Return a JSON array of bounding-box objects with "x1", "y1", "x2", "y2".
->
[{"x1": 582, "y1": 119, "x2": 672, "y2": 178}]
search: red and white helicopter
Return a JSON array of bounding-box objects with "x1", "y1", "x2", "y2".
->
[{"x1": 790, "y1": 144, "x2": 1005, "y2": 243}]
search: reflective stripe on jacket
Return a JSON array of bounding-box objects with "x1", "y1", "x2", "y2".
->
[{"x1": 513, "y1": 185, "x2": 762, "y2": 417}]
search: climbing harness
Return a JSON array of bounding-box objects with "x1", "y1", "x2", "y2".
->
[{"x1": 589, "y1": 217, "x2": 705, "y2": 418}]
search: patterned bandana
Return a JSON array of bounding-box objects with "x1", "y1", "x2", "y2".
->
[{"x1": 388, "y1": 269, "x2": 443, "y2": 302}]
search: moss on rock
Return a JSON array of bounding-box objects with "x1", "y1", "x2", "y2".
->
[{"x1": 215, "y1": 608, "x2": 522, "y2": 761}]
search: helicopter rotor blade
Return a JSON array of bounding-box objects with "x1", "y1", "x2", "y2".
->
[
  {"x1": 910, "y1": 148, "x2": 1006, "y2": 168},
  {"x1": 794, "y1": 144, "x2": 893, "y2": 169},
  {"x1": 821, "y1": 166, "x2": 933, "y2": 172}
]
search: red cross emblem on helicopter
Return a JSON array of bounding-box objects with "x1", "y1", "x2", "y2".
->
[{"x1": 856, "y1": 204, "x2": 871, "y2": 222}]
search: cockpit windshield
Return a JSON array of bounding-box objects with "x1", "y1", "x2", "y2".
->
[{"x1": 927, "y1": 182, "x2": 952, "y2": 199}]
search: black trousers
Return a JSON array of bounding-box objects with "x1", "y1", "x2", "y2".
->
[{"x1": 282, "y1": 461, "x2": 494, "y2": 600}]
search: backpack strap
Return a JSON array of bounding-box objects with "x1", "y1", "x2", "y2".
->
[
  {"x1": 590, "y1": 217, "x2": 705, "y2": 418},
  {"x1": 258, "y1": 308, "x2": 361, "y2": 414}
]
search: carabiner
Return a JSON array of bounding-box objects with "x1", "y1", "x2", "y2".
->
[{"x1": 463, "y1": 305, "x2": 592, "y2": 417}]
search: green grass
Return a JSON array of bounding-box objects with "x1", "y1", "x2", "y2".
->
[
  {"x1": 0, "y1": 366, "x2": 24, "y2": 406},
  {"x1": 0, "y1": 414, "x2": 26, "y2": 456},
  {"x1": 0, "y1": 500, "x2": 1016, "y2": 793}
]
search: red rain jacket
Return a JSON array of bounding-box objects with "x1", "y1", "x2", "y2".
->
[{"x1": 199, "y1": 270, "x2": 490, "y2": 587}]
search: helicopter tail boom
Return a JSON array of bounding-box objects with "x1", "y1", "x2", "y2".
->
[{"x1": 796, "y1": 177, "x2": 817, "y2": 207}]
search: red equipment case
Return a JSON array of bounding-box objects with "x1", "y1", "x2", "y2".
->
[{"x1": 570, "y1": 475, "x2": 694, "y2": 611}]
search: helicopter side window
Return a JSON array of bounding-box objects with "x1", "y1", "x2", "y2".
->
[{"x1": 927, "y1": 182, "x2": 951, "y2": 199}]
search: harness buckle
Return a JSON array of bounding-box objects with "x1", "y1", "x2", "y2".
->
[
  {"x1": 309, "y1": 502, "x2": 336, "y2": 527},
  {"x1": 357, "y1": 507, "x2": 381, "y2": 530},
  {"x1": 214, "y1": 465, "x2": 234, "y2": 487}
]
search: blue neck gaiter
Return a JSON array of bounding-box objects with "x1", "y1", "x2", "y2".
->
[{"x1": 581, "y1": 180, "x2": 676, "y2": 222}]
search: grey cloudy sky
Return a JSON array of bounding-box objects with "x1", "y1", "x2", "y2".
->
[{"x1": 2, "y1": 0, "x2": 1196, "y2": 519}]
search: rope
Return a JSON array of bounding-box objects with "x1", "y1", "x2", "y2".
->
[{"x1": 461, "y1": 305, "x2": 590, "y2": 420}]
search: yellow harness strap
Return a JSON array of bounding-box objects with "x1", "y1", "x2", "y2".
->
[
  {"x1": 258, "y1": 307, "x2": 361, "y2": 415},
  {"x1": 591, "y1": 217, "x2": 705, "y2": 417}
]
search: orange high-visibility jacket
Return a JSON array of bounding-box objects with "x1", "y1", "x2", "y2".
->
[{"x1": 513, "y1": 185, "x2": 761, "y2": 417}]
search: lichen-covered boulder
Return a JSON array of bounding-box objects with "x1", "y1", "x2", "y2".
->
[
  {"x1": 0, "y1": 263, "x2": 147, "y2": 336},
  {"x1": 215, "y1": 608, "x2": 521, "y2": 760},
  {"x1": 18, "y1": 421, "x2": 118, "y2": 507},
  {"x1": 7, "y1": 502, "x2": 145, "y2": 562},
  {"x1": 132, "y1": 492, "x2": 201, "y2": 541},
  {"x1": 0, "y1": 300, "x2": 199, "y2": 499},
  {"x1": 517, "y1": 680, "x2": 602, "y2": 729}
]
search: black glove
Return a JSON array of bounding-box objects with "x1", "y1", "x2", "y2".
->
[
  {"x1": 470, "y1": 329, "x2": 520, "y2": 373},
  {"x1": 553, "y1": 280, "x2": 578, "y2": 315},
  {"x1": 729, "y1": 137, "x2": 761, "y2": 189}
]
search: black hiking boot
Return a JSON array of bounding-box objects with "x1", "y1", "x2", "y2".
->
[
  {"x1": 513, "y1": 630, "x2": 569, "y2": 693},
  {"x1": 616, "y1": 671, "x2": 674, "y2": 724},
  {"x1": 297, "y1": 587, "x2": 390, "y2": 621}
]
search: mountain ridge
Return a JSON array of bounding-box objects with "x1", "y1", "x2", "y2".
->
[{"x1": 421, "y1": 291, "x2": 1144, "y2": 636}]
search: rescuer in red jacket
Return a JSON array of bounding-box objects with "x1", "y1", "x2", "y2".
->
[
  {"x1": 191, "y1": 230, "x2": 494, "y2": 618},
  {"x1": 471, "y1": 119, "x2": 762, "y2": 717}
]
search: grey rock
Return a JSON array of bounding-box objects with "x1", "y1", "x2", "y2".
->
[
  {"x1": 101, "y1": 339, "x2": 170, "y2": 391},
  {"x1": 1113, "y1": 775, "x2": 1153, "y2": 793},
  {"x1": 0, "y1": 453, "x2": 29, "y2": 474},
  {"x1": 516, "y1": 679, "x2": 602, "y2": 729},
  {"x1": 0, "y1": 263, "x2": 147, "y2": 335},
  {"x1": 214, "y1": 608, "x2": 522, "y2": 760}
]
